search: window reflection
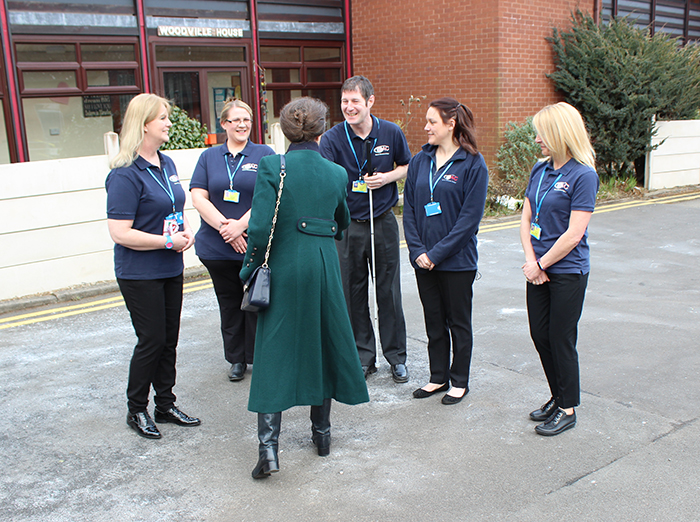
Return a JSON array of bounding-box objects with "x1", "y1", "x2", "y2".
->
[
  {"x1": 23, "y1": 71, "x2": 77, "y2": 90},
  {"x1": 22, "y1": 94, "x2": 134, "y2": 161},
  {"x1": 0, "y1": 105, "x2": 10, "y2": 164}
]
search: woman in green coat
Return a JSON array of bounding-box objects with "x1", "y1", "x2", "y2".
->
[{"x1": 240, "y1": 97, "x2": 369, "y2": 479}]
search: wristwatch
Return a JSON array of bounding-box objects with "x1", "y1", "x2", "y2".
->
[{"x1": 164, "y1": 235, "x2": 174, "y2": 249}]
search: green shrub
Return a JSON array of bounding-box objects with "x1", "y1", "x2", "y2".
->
[
  {"x1": 161, "y1": 105, "x2": 208, "y2": 150},
  {"x1": 485, "y1": 118, "x2": 539, "y2": 214},
  {"x1": 496, "y1": 117, "x2": 540, "y2": 193},
  {"x1": 547, "y1": 10, "x2": 700, "y2": 180}
]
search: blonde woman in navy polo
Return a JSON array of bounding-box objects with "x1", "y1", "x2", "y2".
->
[
  {"x1": 404, "y1": 98, "x2": 488, "y2": 405},
  {"x1": 520, "y1": 102, "x2": 599, "y2": 436},
  {"x1": 106, "y1": 93, "x2": 201, "y2": 439},
  {"x1": 190, "y1": 99, "x2": 274, "y2": 382}
]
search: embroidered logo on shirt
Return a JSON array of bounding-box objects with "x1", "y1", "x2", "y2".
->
[
  {"x1": 373, "y1": 145, "x2": 390, "y2": 156},
  {"x1": 169, "y1": 174, "x2": 180, "y2": 184},
  {"x1": 443, "y1": 174, "x2": 459, "y2": 183},
  {"x1": 241, "y1": 163, "x2": 259, "y2": 172},
  {"x1": 554, "y1": 181, "x2": 569, "y2": 192}
]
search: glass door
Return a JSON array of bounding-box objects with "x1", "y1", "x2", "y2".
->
[
  {"x1": 159, "y1": 68, "x2": 249, "y2": 143},
  {"x1": 162, "y1": 71, "x2": 201, "y2": 122}
]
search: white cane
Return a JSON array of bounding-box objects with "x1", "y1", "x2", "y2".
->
[{"x1": 365, "y1": 140, "x2": 380, "y2": 364}]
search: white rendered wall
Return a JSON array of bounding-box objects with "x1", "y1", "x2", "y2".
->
[
  {"x1": 0, "y1": 148, "x2": 205, "y2": 301},
  {"x1": 646, "y1": 120, "x2": 700, "y2": 190}
]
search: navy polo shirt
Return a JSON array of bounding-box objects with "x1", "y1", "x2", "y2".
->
[
  {"x1": 403, "y1": 144, "x2": 489, "y2": 271},
  {"x1": 524, "y1": 158, "x2": 599, "y2": 273},
  {"x1": 106, "y1": 152, "x2": 185, "y2": 280},
  {"x1": 320, "y1": 116, "x2": 411, "y2": 220},
  {"x1": 190, "y1": 141, "x2": 275, "y2": 260}
]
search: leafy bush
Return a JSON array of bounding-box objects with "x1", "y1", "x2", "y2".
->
[
  {"x1": 496, "y1": 117, "x2": 540, "y2": 194},
  {"x1": 547, "y1": 10, "x2": 700, "y2": 180},
  {"x1": 161, "y1": 105, "x2": 208, "y2": 150},
  {"x1": 485, "y1": 118, "x2": 540, "y2": 214}
]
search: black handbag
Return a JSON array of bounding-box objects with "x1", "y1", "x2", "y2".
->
[
  {"x1": 240, "y1": 155, "x2": 286, "y2": 312},
  {"x1": 240, "y1": 266, "x2": 271, "y2": 312}
]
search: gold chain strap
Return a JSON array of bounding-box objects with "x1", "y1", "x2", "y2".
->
[{"x1": 262, "y1": 155, "x2": 286, "y2": 268}]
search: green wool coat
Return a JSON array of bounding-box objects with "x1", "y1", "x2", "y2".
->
[{"x1": 240, "y1": 146, "x2": 370, "y2": 413}]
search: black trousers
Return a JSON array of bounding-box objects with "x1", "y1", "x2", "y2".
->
[
  {"x1": 526, "y1": 272, "x2": 589, "y2": 409},
  {"x1": 415, "y1": 269, "x2": 476, "y2": 389},
  {"x1": 336, "y1": 211, "x2": 407, "y2": 366},
  {"x1": 201, "y1": 258, "x2": 256, "y2": 365},
  {"x1": 118, "y1": 274, "x2": 183, "y2": 414}
]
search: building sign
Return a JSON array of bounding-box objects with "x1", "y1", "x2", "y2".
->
[
  {"x1": 157, "y1": 26, "x2": 243, "y2": 38},
  {"x1": 82, "y1": 95, "x2": 112, "y2": 118}
]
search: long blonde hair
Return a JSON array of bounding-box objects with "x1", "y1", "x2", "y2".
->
[
  {"x1": 110, "y1": 93, "x2": 172, "y2": 169},
  {"x1": 533, "y1": 102, "x2": 595, "y2": 169}
]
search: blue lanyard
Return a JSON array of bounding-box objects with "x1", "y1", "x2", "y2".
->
[
  {"x1": 225, "y1": 153, "x2": 246, "y2": 190},
  {"x1": 428, "y1": 159, "x2": 454, "y2": 202},
  {"x1": 534, "y1": 165, "x2": 562, "y2": 223},
  {"x1": 344, "y1": 116, "x2": 379, "y2": 178},
  {"x1": 147, "y1": 165, "x2": 176, "y2": 213}
]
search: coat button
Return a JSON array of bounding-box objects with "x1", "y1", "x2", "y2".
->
[
  {"x1": 301, "y1": 222, "x2": 307, "y2": 228},
  {"x1": 331, "y1": 226, "x2": 336, "y2": 232}
]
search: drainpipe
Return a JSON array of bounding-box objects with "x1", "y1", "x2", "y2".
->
[
  {"x1": 1, "y1": 0, "x2": 27, "y2": 161},
  {"x1": 249, "y1": 0, "x2": 263, "y2": 140},
  {"x1": 344, "y1": 0, "x2": 352, "y2": 77},
  {"x1": 135, "y1": 0, "x2": 151, "y2": 92}
]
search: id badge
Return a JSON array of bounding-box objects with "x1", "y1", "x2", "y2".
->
[
  {"x1": 424, "y1": 202, "x2": 442, "y2": 216},
  {"x1": 163, "y1": 217, "x2": 179, "y2": 236},
  {"x1": 223, "y1": 189, "x2": 240, "y2": 203},
  {"x1": 352, "y1": 180, "x2": 368, "y2": 193},
  {"x1": 530, "y1": 222, "x2": 542, "y2": 240}
]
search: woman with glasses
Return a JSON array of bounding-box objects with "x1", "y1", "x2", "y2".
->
[{"x1": 190, "y1": 99, "x2": 275, "y2": 382}]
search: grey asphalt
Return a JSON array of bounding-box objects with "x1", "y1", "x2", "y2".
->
[{"x1": 1, "y1": 194, "x2": 699, "y2": 522}]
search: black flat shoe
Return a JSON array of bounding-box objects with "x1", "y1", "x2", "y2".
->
[
  {"x1": 362, "y1": 364, "x2": 377, "y2": 379},
  {"x1": 412, "y1": 382, "x2": 449, "y2": 398},
  {"x1": 529, "y1": 397, "x2": 558, "y2": 421},
  {"x1": 127, "y1": 411, "x2": 161, "y2": 439},
  {"x1": 154, "y1": 406, "x2": 201, "y2": 426},
  {"x1": 535, "y1": 408, "x2": 576, "y2": 436},
  {"x1": 441, "y1": 389, "x2": 468, "y2": 405},
  {"x1": 228, "y1": 363, "x2": 245, "y2": 381}
]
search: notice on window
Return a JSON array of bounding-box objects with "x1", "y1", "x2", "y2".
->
[{"x1": 83, "y1": 95, "x2": 112, "y2": 118}]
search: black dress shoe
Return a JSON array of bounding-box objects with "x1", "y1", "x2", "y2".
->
[
  {"x1": 127, "y1": 411, "x2": 161, "y2": 439},
  {"x1": 529, "y1": 397, "x2": 558, "y2": 421},
  {"x1": 228, "y1": 362, "x2": 246, "y2": 381},
  {"x1": 391, "y1": 363, "x2": 409, "y2": 383},
  {"x1": 441, "y1": 389, "x2": 469, "y2": 405},
  {"x1": 154, "y1": 406, "x2": 201, "y2": 426},
  {"x1": 362, "y1": 364, "x2": 377, "y2": 379},
  {"x1": 535, "y1": 408, "x2": 576, "y2": 436},
  {"x1": 413, "y1": 382, "x2": 449, "y2": 398}
]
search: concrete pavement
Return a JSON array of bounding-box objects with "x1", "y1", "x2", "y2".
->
[{"x1": 1, "y1": 193, "x2": 699, "y2": 521}]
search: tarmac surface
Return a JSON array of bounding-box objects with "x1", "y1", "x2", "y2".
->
[{"x1": 1, "y1": 192, "x2": 699, "y2": 521}]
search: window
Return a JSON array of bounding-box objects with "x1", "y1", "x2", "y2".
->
[
  {"x1": 602, "y1": 0, "x2": 700, "y2": 43},
  {"x1": 14, "y1": 38, "x2": 141, "y2": 160},
  {"x1": 260, "y1": 43, "x2": 344, "y2": 145}
]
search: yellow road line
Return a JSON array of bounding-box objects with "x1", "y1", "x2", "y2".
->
[
  {"x1": 0, "y1": 280, "x2": 212, "y2": 330},
  {"x1": 2, "y1": 191, "x2": 697, "y2": 329}
]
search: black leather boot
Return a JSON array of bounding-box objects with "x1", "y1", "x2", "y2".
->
[
  {"x1": 310, "y1": 398, "x2": 331, "y2": 457},
  {"x1": 252, "y1": 412, "x2": 281, "y2": 479}
]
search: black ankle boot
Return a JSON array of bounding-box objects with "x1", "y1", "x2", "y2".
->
[
  {"x1": 310, "y1": 398, "x2": 331, "y2": 457},
  {"x1": 252, "y1": 412, "x2": 281, "y2": 479}
]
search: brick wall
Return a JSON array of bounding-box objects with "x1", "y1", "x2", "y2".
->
[{"x1": 351, "y1": 0, "x2": 596, "y2": 170}]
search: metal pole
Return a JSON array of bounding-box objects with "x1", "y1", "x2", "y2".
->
[{"x1": 365, "y1": 140, "x2": 380, "y2": 361}]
